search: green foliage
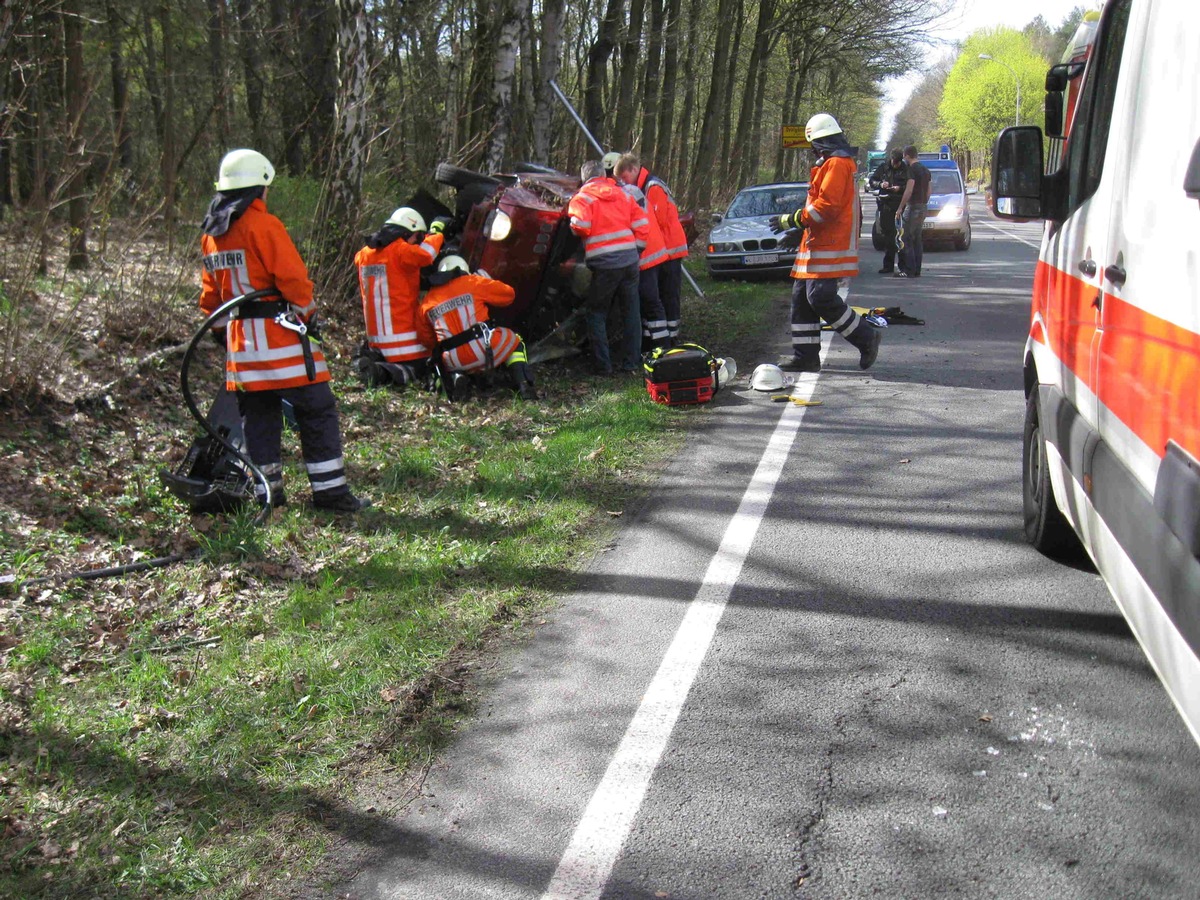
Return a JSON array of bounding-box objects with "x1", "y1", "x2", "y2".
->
[{"x1": 939, "y1": 28, "x2": 1049, "y2": 154}]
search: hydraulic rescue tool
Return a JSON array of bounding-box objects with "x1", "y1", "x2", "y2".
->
[{"x1": 159, "y1": 288, "x2": 282, "y2": 523}]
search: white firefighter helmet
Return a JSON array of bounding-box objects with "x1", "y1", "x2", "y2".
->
[
  {"x1": 602, "y1": 151, "x2": 622, "y2": 173},
  {"x1": 437, "y1": 254, "x2": 469, "y2": 276},
  {"x1": 749, "y1": 363, "x2": 794, "y2": 391},
  {"x1": 805, "y1": 113, "x2": 842, "y2": 141},
  {"x1": 385, "y1": 206, "x2": 427, "y2": 232},
  {"x1": 215, "y1": 149, "x2": 275, "y2": 191}
]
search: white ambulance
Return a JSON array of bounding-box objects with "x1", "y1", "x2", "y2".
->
[{"x1": 991, "y1": 0, "x2": 1200, "y2": 743}]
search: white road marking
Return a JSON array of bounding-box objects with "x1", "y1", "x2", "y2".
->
[
  {"x1": 540, "y1": 337, "x2": 829, "y2": 900},
  {"x1": 979, "y1": 218, "x2": 1043, "y2": 250}
]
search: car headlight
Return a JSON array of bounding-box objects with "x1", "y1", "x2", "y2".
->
[
  {"x1": 937, "y1": 204, "x2": 963, "y2": 220},
  {"x1": 487, "y1": 209, "x2": 513, "y2": 241},
  {"x1": 707, "y1": 241, "x2": 738, "y2": 253}
]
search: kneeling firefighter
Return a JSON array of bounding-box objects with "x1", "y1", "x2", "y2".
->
[
  {"x1": 353, "y1": 206, "x2": 448, "y2": 388},
  {"x1": 415, "y1": 255, "x2": 538, "y2": 400},
  {"x1": 199, "y1": 148, "x2": 370, "y2": 513}
]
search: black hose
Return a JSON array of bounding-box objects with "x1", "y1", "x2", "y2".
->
[
  {"x1": 13, "y1": 552, "x2": 199, "y2": 589},
  {"x1": 182, "y1": 288, "x2": 281, "y2": 525}
]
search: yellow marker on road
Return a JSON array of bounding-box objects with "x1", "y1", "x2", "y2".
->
[{"x1": 771, "y1": 396, "x2": 823, "y2": 407}]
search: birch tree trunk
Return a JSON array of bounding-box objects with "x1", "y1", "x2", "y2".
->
[
  {"x1": 531, "y1": 0, "x2": 564, "y2": 164},
  {"x1": 485, "y1": 0, "x2": 520, "y2": 172}
]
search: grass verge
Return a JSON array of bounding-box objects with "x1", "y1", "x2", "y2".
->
[{"x1": 0, "y1": 265, "x2": 781, "y2": 898}]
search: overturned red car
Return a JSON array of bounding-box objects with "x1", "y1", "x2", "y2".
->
[{"x1": 414, "y1": 162, "x2": 695, "y2": 345}]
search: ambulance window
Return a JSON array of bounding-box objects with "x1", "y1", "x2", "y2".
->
[{"x1": 1064, "y1": 0, "x2": 1132, "y2": 213}]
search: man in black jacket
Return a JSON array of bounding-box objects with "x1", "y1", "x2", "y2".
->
[{"x1": 868, "y1": 148, "x2": 908, "y2": 274}]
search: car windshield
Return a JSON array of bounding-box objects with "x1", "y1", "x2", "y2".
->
[
  {"x1": 930, "y1": 170, "x2": 962, "y2": 195},
  {"x1": 726, "y1": 186, "x2": 809, "y2": 218}
]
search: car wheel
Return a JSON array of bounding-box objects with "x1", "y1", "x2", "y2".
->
[
  {"x1": 435, "y1": 162, "x2": 501, "y2": 190},
  {"x1": 1022, "y1": 384, "x2": 1083, "y2": 558},
  {"x1": 872, "y1": 217, "x2": 885, "y2": 251},
  {"x1": 954, "y1": 221, "x2": 971, "y2": 251}
]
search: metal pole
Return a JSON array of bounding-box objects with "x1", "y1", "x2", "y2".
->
[
  {"x1": 547, "y1": 79, "x2": 705, "y2": 299},
  {"x1": 547, "y1": 80, "x2": 605, "y2": 157}
]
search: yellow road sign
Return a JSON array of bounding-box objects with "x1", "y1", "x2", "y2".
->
[{"x1": 781, "y1": 125, "x2": 811, "y2": 149}]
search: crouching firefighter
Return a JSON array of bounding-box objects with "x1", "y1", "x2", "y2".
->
[
  {"x1": 769, "y1": 113, "x2": 882, "y2": 373},
  {"x1": 200, "y1": 148, "x2": 370, "y2": 513},
  {"x1": 353, "y1": 206, "x2": 448, "y2": 389},
  {"x1": 415, "y1": 255, "x2": 538, "y2": 401}
]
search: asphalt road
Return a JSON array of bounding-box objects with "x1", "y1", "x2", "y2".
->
[{"x1": 340, "y1": 198, "x2": 1200, "y2": 900}]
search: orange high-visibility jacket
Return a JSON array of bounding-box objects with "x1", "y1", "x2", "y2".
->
[
  {"x1": 200, "y1": 199, "x2": 329, "y2": 391},
  {"x1": 415, "y1": 274, "x2": 519, "y2": 371},
  {"x1": 620, "y1": 182, "x2": 669, "y2": 270},
  {"x1": 354, "y1": 232, "x2": 444, "y2": 363},
  {"x1": 568, "y1": 177, "x2": 650, "y2": 266},
  {"x1": 635, "y1": 168, "x2": 689, "y2": 260},
  {"x1": 791, "y1": 155, "x2": 860, "y2": 280}
]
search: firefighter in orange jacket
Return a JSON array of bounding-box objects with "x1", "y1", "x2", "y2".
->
[
  {"x1": 568, "y1": 159, "x2": 650, "y2": 375},
  {"x1": 200, "y1": 148, "x2": 369, "y2": 512},
  {"x1": 353, "y1": 206, "x2": 446, "y2": 388},
  {"x1": 415, "y1": 255, "x2": 538, "y2": 400},
  {"x1": 627, "y1": 158, "x2": 690, "y2": 345},
  {"x1": 612, "y1": 153, "x2": 670, "y2": 350},
  {"x1": 769, "y1": 114, "x2": 882, "y2": 372}
]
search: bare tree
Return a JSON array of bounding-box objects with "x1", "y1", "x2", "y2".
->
[
  {"x1": 583, "y1": 0, "x2": 623, "y2": 143},
  {"x1": 531, "y1": 0, "x2": 565, "y2": 164},
  {"x1": 613, "y1": 0, "x2": 644, "y2": 149},
  {"x1": 485, "y1": 0, "x2": 521, "y2": 172},
  {"x1": 63, "y1": 0, "x2": 88, "y2": 269}
]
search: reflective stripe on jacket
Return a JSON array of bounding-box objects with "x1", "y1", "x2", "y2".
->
[
  {"x1": 636, "y1": 168, "x2": 689, "y2": 260},
  {"x1": 620, "y1": 182, "x2": 669, "y2": 270},
  {"x1": 415, "y1": 274, "x2": 518, "y2": 371},
  {"x1": 568, "y1": 177, "x2": 649, "y2": 267},
  {"x1": 791, "y1": 155, "x2": 860, "y2": 280},
  {"x1": 354, "y1": 232, "x2": 443, "y2": 363},
  {"x1": 200, "y1": 199, "x2": 329, "y2": 391}
]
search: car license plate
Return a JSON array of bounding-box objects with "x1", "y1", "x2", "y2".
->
[
  {"x1": 745, "y1": 253, "x2": 779, "y2": 265},
  {"x1": 922, "y1": 220, "x2": 935, "y2": 229}
]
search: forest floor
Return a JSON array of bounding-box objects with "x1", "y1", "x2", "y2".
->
[{"x1": 0, "y1": 224, "x2": 780, "y2": 898}]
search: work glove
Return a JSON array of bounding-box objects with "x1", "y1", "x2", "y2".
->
[
  {"x1": 778, "y1": 229, "x2": 803, "y2": 251},
  {"x1": 768, "y1": 210, "x2": 803, "y2": 234},
  {"x1": 429, "y1": 216, "x2": 452, "y2": 234},
  {"x1": 210, "y1": 326, "x2": 227, "y2": 348}
]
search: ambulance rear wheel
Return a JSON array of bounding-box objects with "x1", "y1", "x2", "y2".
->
[{"x1": 1022, "y1": 385, "x2": 1083, "y2": 558}]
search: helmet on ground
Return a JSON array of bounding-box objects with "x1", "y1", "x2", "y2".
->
[
  {"x1": 602, "y1": 151, "x2": 622, "y2": 173},
  {"x1": 386, "y1": 206, "x2": 426, "y2": 232},
  {"x1": 749, "y1": 363, "x2": 793, "y2": 391},
  {"x1": 215, "y1": 149, "x2": 275, "y2": 191},
  {"x1": 805, "y1": 113, "x2": 842, "y2": 141},
  {"x1": 437, "y1": 254, "x2": 469, "y2": 275}
]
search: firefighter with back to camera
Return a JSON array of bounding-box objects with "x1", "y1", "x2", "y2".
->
[
  {"x1": 199, "y1": 148, "x2": 370, "y2": 513},
  {"x1": 568, "y1": 159, "x2": 650, "y2": 375},
  {"x1": 353, "y1": 206, "x2": 447, "y2": 388},
  {"x1": 415, "y1": 254, "x2": 538, "y2": 401},
  {"x1": 769, "y1": 113, "x2": 882, "y2": 373}
]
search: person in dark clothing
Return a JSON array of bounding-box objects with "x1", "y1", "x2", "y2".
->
[
  {"x1": 868, "y1": 148, "x2": 908, "y2": 273},
  {"x1": 896, "y1": 145, "x2": 931, "y2": 277}
]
